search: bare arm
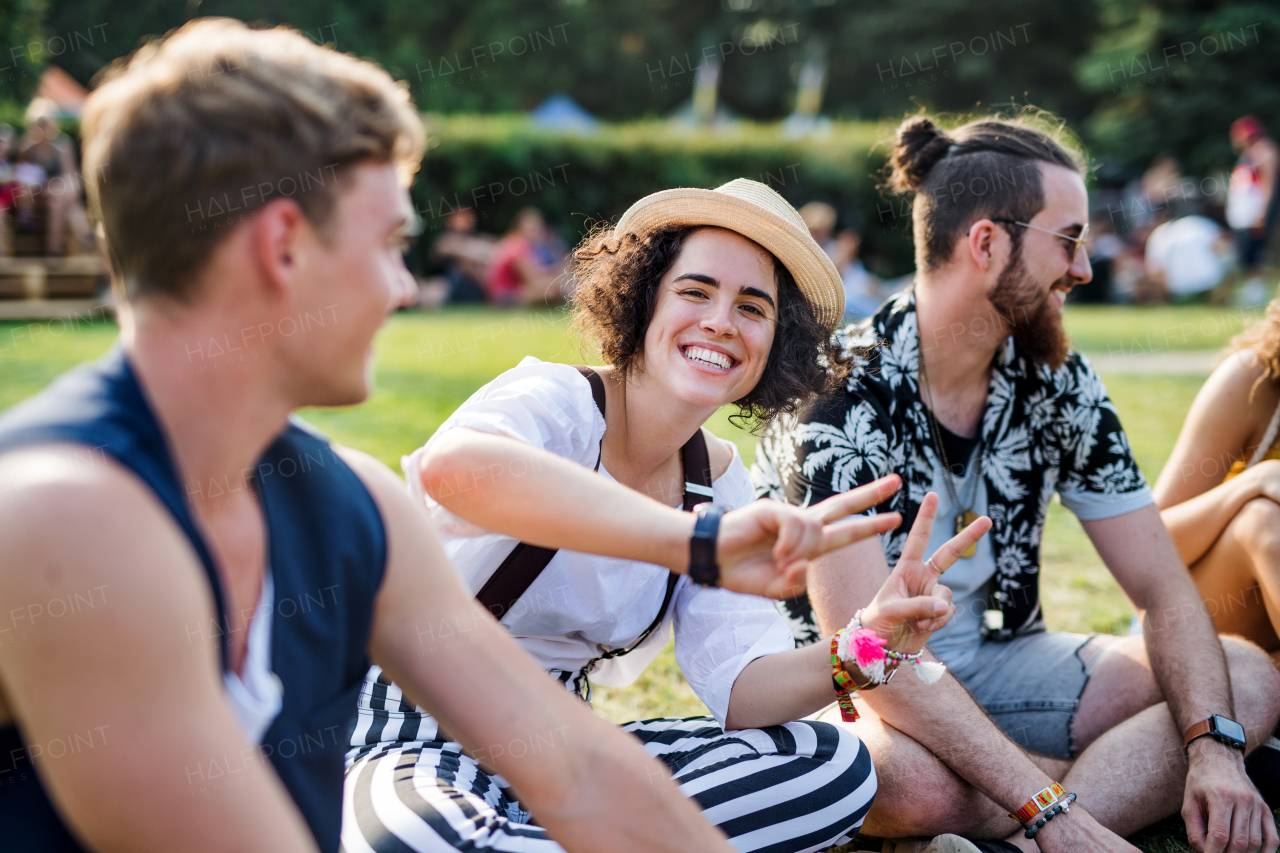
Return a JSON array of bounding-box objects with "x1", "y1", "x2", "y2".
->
[
  {"x1": 342, "y1": 447, "x2": 733, "y2": 853},
  {"x1": 1085, "y1": 505, "x2": 1239, "y2": 739},
  {"x1": 1154, "y1": 351, "x2": 1280, "y2": 565},
  {"x1": 726, "y1": 494, "x2": 984, "y2": 730},
  {"x1": 1084, "y1": 504, "x2": 1271, "y2": 852},
  {"x1": 806, "y1": 528, "x2": 1129, "y2": 852},
  {"x1": 1158, "y1": 473, "x2": 1271, "y2": 566},
  {"x1": 421, "y1": 427, "x2": 902, "y2": 598},
  {"x1": 0, "y1": 447, "x2": 316, "y2": 853},
  {"x1": 1256, "y1": 140, "x2": 1278, "y2": 214}
]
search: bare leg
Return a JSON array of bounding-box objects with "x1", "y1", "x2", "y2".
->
[
  {"x1": 1061, "y1": 635, "x2": 1280, "y2": 837},
  {"x1": 64, "y1": 202, "x2": 92, "y2": 254},
  {"x1": 516, "y1": 271, "x2": 567, "y2": 306},
  {"x1": 1188, "y1": 496, "x2": 1280, "y2": 657},
  {"x1": 816, "y1": 700, "x2": 1069, "y2": 840},
  {"x1": 45, "y1": 187, "x2": 71, "y2": 255}
]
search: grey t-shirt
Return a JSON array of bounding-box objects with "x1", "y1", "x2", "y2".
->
[{"x1": 920, "y1": 444, "x2": 995, "y2": 673}]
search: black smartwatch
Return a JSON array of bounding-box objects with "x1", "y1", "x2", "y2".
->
[
  {"x1": 688, "y1": 503, "x2": 725, "y2": 587},
  {"x1": 1183, "y1": 714, "x2": 1247, "y2": 751}
]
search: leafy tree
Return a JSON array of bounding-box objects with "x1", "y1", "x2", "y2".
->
[
  {"x1": 0, "y1": 0, "x2": 50, "y2": 106},
  {"x1": 1077, "y1": 0, "x2": 1280, "y2": 177},
  {"x1": 37, "y1": 0, "x2": 1278, "y2": 182}
]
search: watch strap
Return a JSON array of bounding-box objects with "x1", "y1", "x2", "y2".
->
[
  {"x1": 1183, "y1": 718, "x2": 1213, "y2": 747},
  {"x1": 689, "y1": 503, "x2": 724, "y2": 587}
]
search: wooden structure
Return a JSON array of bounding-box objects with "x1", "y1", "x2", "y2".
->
[{"x1": 0, "y1": 254, "x2": 109, "y2": 320}]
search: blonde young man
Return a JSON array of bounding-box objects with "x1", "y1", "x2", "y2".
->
[{"x1": 0, "y1": 21, "x2": 880, "y2": 853}]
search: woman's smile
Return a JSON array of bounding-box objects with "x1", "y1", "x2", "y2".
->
[{"x1": 680, "y1": 343, "x2": 738, "y2": 372}]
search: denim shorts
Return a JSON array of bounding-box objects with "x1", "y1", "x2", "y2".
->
[{"x1": 951, "y1": 631, "x2": 1105, "y2": 759}]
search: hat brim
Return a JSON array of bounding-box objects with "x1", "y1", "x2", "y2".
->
[{"x1": 614, "y1": 188, "x2": 845, "y2": 329}]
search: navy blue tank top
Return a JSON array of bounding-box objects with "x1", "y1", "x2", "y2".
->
[{"x1": 0, "y1": 347, "x2": 387, "y2": 852}]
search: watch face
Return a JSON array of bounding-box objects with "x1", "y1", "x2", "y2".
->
[{"x1": 1211, "y1": 715, "x2": 1247, "y2": 747}]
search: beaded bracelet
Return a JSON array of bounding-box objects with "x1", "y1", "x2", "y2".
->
[
  {"x1": 1023, "y1": 792, "x2": 1077, "y2": 840},
  {"x1": 836, "y1": 609, "x2": 947, "y2": 684},
  {"x1": 829, "y1": 632, "x2": 859, "y2": 723}
]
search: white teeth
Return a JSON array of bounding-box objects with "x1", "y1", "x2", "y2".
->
[{"x1": 684, "y1": 346, "x2": 732, "y2": 369}]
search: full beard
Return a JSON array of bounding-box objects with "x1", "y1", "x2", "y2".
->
[{"x1": 987, "y1": 251, "x2": 1071, "y2": 371}]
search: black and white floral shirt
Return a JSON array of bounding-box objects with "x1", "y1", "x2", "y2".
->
[{"x1": 753, "y1": 290, "x2": 1152, "y2": 646}]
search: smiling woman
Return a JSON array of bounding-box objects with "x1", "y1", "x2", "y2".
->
[
  {"x1": 342, "y1": 178, "x2": 989, "y2": 853},
  {"x1": 570, "y1": 220, "x2": 852, "y2": 428}
]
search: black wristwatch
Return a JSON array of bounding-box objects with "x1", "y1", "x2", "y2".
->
[
  {"x1": 1183, "y1": 714, "x2": 1247, "y2": 751},
  {"x1": 688, "y1": 503, "x2": 725, "y2": 587}
]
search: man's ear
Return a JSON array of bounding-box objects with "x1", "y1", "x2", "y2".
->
[
  {"x1": 252, "y1": 198, "x2": 308, "y2": 301},
  {"x1": 965, "y1": 219, "x2": 1004, "y2": 273}
]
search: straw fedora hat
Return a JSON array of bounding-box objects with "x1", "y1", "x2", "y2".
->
[{"x1": 613, "y1": 178, "x2": 845, "y2": 328}]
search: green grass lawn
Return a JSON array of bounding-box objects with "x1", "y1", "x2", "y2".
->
[
  {"x1": 1062, "y1": 303, "x2": 1270, "y2": 354},
  {"x1": 0, "y1": 303, "x2": 1266, "y2": 851}
]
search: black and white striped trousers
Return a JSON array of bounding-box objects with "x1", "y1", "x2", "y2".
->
[{"x1": 343, "y1": 710, "x2": 876, "y2": 853}]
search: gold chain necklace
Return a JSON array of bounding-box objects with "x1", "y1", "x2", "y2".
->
[{"x1": 916, "y1": 331, "x2": 982, "y2": 559}]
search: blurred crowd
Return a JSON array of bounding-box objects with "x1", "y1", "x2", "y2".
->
[
  {"x1": 1084, "y1": 115, "x2": 1277, "y2": 307},
  {"x1": 414, "y1": 206, "x2": 570, "y2": 310},
  {"x1": 409, "y1": 114, "x2": 1277, "y2": 315},
  {"x1": 413, "y1": 199, "x2": 904, "y2": 322},
  {"x1": 0, "y1": 97, "x2": 93, "y2": 258},
  {"x1": 796, "y1": 200, "x2": 907, "y2": 321}
]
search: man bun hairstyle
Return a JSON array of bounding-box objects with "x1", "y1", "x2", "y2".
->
[
  {"x1": 886, "y1": 116, "x2": 956, "y2": 194},
  {"x1": 884, "y1": 111, "x2": 1084, "y2": 272},
  {"x1": 82, "y1": 18, "x2": 425, "y2": 302}
]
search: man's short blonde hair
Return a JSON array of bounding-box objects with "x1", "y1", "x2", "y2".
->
[{"x1": 82, "y1": 18, "x2": 425, "y2": 301}]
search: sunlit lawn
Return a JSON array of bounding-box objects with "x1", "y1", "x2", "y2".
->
[
  {"x1": 0, "y1": 303, "x2": 1258, "y2": 850},
  {"x1": 0, "y1": 307, "x2": 1227, "y2": 719}
]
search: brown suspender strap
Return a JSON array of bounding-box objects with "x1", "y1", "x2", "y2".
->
[
  {"x1": 476, "y1": 366, "x2": 605, "y2": 620},
  {"x1": 580, "y1": 365, "x2": 607, "y2": 419},
  {"x1": 584, "y1": 428, "x2": 710, "y2": 675},
  {"x1": 681, "y1": 428, "x2": 713, "y2": 512},
  {"x1": 475, "y1": 366, "x2": 715, "y2": 664}
]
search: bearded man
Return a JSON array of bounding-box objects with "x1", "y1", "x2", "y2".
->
[{"x1": 755, "y1": 114, "x2": 1280, "y2": 853}]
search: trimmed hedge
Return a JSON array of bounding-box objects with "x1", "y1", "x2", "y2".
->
[{"x1": 412, "y1": 115, "x2": 916, "y2": 278}]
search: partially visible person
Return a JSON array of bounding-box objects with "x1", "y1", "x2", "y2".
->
[
  {"x1": 0, "y1": 124, "x2": 17, "y2": 255},
  {"x1": 1227, "y1": 116, "x2": 1279, "y2": 307},
  {"x1": 799, "y1": 200, "x2": 839, "y2": 257},
  {"x1": 431, "y1": 206, "x2": 494, "y2": 304},
  {"x1": 17, "y1": 97, "x2": 92, "y2": 256},
  {"x1": 1156, "y1": 298, "x2": 1280, "y2": 665},
  {"x1": 11, "y1": 147, "x2": 45, "y2": 235},
  {"x1": 799, "y1": 202, "x2": 884, "y2": 319},
  {"x1": 0, "y1": 21, "x2": 783, "y2": 853},
  {"x1": 484, "y1": 207, "x2": 567, "y2": 305},
  {"x1": 834, "y1": 226, "x2": 884, "y2": 320},
  {"x1": 1145, "y1": 215, "x2": 1234, "y2": 303}
]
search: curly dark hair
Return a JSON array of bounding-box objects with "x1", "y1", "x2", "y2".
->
[{"x1": 569, "y1": 224, "x2": 852, "y2": 431}]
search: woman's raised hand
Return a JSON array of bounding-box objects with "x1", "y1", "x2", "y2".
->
[
  {"x1": 714, "y1": 475, "x2": 904, "y2": 599},
  {"x1": 858, "y1": 492, "x2": 992, "y2": 655}
]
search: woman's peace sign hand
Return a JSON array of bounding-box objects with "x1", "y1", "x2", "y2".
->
[
  {"x1": 714, "y1": 475, "x2": 904, "y2": 599},
  {"x1": 858, "y1": 492, "x2": 992, "y2": 655}
]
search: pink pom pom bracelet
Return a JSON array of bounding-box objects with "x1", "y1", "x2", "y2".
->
[{"x1": 836, "y1": 609, "x2": 947, "y2": 685}]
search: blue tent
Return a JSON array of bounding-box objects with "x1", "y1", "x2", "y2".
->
[{"x1": 530, "y1": 94, "x2": 598, "y2": 132}]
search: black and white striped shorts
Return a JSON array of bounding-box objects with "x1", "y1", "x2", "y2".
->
[{"x1": 342, "y1": 714, "x2": 875, "y2": 853}]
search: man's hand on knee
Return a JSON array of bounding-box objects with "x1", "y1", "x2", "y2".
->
[{"x1": 1181, "y1": 739, "x2": 1278, "y2": 853}]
